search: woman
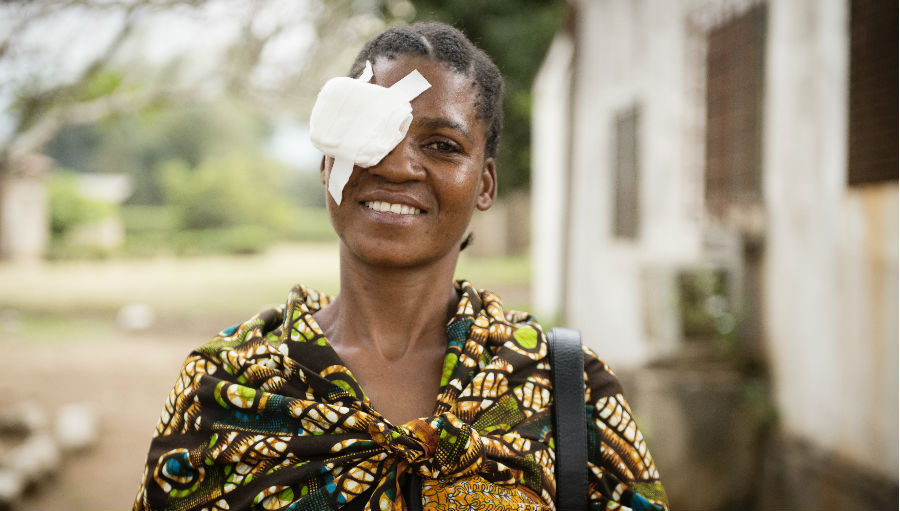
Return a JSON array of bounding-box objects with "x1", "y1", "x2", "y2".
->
[{"x1": 134, "y1": 22, "x2": 668, "y2": 511}]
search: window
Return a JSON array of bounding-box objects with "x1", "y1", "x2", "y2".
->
[
  {"x1": 704, "y1": 3, "x2": 767, "y2": 214},
  {"x1": 848, "y1": 0, "x2": 898, "y2": 185},
  {"x1": 613, "y1": 105, "x2": 640, "y2": 239},
  {"x1": 678, "y1": 268, "x2": 734, "y2": 342}
]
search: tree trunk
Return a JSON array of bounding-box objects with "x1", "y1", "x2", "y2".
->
[{"x1": 0, "y1": 154, "x2": 51, "y2": 262}]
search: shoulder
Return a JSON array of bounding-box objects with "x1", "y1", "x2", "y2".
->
[
  {"x1": 542, "y1": 326, "x2": 625, "y2": 399},
  {"x1": 202, "y1": 283, "x2": 332, "y2": 350},
  {"x1": 581, "y1": 345, "x2": 626, "y2": 401},
  {"x1": 209, "y1": 303, "x2": 286, "y2": 346}
]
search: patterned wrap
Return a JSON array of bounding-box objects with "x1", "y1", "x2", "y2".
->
[{"x1": 134, "y1": 281, "x2": 668, "y2": 511}]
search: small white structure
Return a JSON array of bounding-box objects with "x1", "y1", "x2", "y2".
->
[
  {"x1": 0, "y1": 154, "x2": 52, "y2": 262},
  {"x1": 533, "y1": 0, "x2": 897, "y2": 505}
]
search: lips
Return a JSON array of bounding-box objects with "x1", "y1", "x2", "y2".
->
[
  {"x1": 363, "y1": 201, "x2": 424, "y2": 215},
  {"x1": 357, "y1": 189, "x2": 429, "y2": 216}
]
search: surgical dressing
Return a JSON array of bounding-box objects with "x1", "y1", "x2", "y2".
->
[{"x1": 309, "y1": 60, "x2": 432, "y2": 204}]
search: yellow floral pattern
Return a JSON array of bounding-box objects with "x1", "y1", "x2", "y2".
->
[{"x1": 134, "y1": 281, "x2": 667, "y2": 511}]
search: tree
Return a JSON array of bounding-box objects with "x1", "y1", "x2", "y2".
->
[
  {"x1": 0, "y1": 0, "x2": 412, "y2": 259},
  {"x1": 410, "y1": 0, "x2": 565, "y2": 193}
]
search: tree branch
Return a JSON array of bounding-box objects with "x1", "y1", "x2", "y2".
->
[{"x1": 7, "y1": 87, "x2": 212, "y2": 159}]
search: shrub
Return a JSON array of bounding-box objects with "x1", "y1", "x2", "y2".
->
[
  {"x1": 172, "y1": 225, "x2": 274, "y2": 256},
  {"x1": 48, "y1": 170, "x2": 117, "y2": 237},
  {"x1": 158, "y1": 153, "x2": 295, "y2": 233}
]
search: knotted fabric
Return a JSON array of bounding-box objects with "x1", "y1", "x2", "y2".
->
[
  {"x1": 134, "y1": 281, "x2": 668, "y2": 511},
  {"x1": 368, "y1": 413, "x2": 485, "y2": 480}
]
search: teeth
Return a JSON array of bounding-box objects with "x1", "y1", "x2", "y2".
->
[{"x1": 365, "y1": 201, "x2": 422, "y2": 215}]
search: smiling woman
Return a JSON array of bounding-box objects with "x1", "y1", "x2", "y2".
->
[
  {"x1": 133, "y1": 22, "x2": 668, "y2": 511},
  {"x1": 325, "y1": 55, "x2": 495, "y2": 271}
]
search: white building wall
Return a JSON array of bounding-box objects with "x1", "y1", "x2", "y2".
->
[
  {"x1": 531, "y1": 33, "x2": 574, "y2": 321},
  {"x1": 538, "y1": 0, "x2": 897, "y2": 480},
  {"x1": 763, "y1": 0, "x2": 898, "y2": 476},
  {"x1": 567, "y1": 0, "x2": 704, "y2": 367}
]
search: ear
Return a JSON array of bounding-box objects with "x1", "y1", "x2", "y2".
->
[
  {"x1": 475, "y1": 158, "x2": 497, "y2": 211},
  {"x1": 320, "y1": 156, "x2": 333, "y2": 185}
]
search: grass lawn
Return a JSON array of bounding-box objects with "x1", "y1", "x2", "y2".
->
[{"x1": 0, "y1": 242, "x2": 531, "y2": 342}]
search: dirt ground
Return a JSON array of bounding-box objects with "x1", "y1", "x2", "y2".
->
[
  {"x1": 0, "y1": 244, "x2": 531, "y2": 509},
  {"x1": 1, "y1": 331, "x2": 197, "y2": 509}
]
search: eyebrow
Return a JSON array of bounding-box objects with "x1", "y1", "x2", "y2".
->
[{"x1": 415, "y1": 117, "x2": 474, "y2": 145}]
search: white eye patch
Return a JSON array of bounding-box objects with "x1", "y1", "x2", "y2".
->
[{"x1": 309, "y1": 60, "x2": 432, "y2": 204}]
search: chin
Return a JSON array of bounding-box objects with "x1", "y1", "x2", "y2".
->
[{"x1": 341, "y1": 236, "x2": 458, "y2": 270}]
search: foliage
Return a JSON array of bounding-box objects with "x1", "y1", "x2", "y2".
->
[
  {"x1": 287, "y1": 171, "x2": 329, "y2": 209},
  {"x1": 0, "y1": 0, "x2": 406, "y2": 158},
  {"x1": 170, "y1": 225, "x2": 276, "y2": 256},
  {"x1": 678, "y1": 268, "x2": 741, "y2": 356},
  {"x1": 148, "y1": 153, "x2": 295, "y2": 254},
  {"x1": 120, "y1": 201, "x2": 336, "y2": 258},
  {"x1": 120, "y1": 204, "x2": 177, "y2": 256},
  {"x1": 159, "y1": 155, "x2": 276, "y2": 229},
  {"x1": 77, "y1": 69, "x2": 126, "y2": 103},
  {"x1": 46, "y1": 99, "x2": 271, "y2": 205},
  {"x1": 121, "y1": 204, "x2": 179, "y2": 235},
  {"x1": 0, "y1": 0, "x2": 412, "y2": 259},
  {"x1": 290, "y1": 206, "x2": 339, "y2": 242},
  {"x1": 410, "y1": 0, "x2": 565, "y2": 193},
  {"x1": 47, "y1": 170, "x2": 117, "y2": 237},
  {"x1": 47, "y1": 96, "x2": 338, "y2": 256},
  {"x1": 46, "y1": 169, "x2": 121, "y2": 259}
]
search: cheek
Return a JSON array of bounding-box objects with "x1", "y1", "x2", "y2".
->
[
  {"x1": 435, "y1": 174, "x2": 482, "y2": 222},
  {"x1": 444, "y1": 165, "x2": 482, "y2": 196}
]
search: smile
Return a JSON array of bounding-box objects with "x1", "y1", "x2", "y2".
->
[{"x1": 364, "y1": 201, "x2": 424, "y2": 215}]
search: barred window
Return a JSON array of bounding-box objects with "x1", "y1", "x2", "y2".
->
[
  {"x1": 848, "y1": 0, "x2": 898, "y2": 186},
  {"x1": 704, "y1": 3, "x2": 767, "y2": 213}
]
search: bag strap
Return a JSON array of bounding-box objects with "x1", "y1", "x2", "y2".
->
[
  {"x1": 405, "y1": 472, "x2": 422, "y2": 511},
  {"x1": 407, "y1": 328, "x2": 587, "y2": 511},
  {"x1": 548, "y1": 327, "x2": 589, "y2": 511}
]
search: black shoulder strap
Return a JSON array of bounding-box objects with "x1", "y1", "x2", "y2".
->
[
  {"x1": 405, "y1": 472, "x2": 422, "y2": 511},
  {"x1": 407, "y1": 328, "x2": 587, "y2": 511},
  {"x1": 548, "y1": 327, "x2": 588, "y2": 511}
]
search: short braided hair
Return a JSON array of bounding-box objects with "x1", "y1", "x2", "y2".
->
[{"x1": 349, "y1": 22, "x2": 504, "y2": 160}]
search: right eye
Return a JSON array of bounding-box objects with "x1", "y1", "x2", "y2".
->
[
  {"x1": 425, "y1": 138, "x2": 462, "y2": 156},
  {"x1": 426, "y1": 140, "x2": 460, "y2": 153}
]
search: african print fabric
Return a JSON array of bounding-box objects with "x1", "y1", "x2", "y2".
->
[{"x1": 134, "y1": 281, "x2": 668, "y2": 511}]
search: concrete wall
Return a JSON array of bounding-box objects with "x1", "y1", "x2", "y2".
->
[
  {"x1": 565, "y1": 0, "x2": 704, "y2": 367},
  {"x1": 534, "y1": 0, "x2": 898, "y2": 496},
  {"x1": 467, "y1": 191, "x2": 531, "y2": 257},
  {"x1": 763, "y1": 0, "x2": 898, "y2": 477},
  {"x1": 531, "y1": 33, "x2": 573, "y2": 321}
]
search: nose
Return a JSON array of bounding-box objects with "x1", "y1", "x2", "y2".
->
[{"x1": 367, "y1": 137, "x2": 426, "y2": 183}]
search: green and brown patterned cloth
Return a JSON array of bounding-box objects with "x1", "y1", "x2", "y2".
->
[{"x1": 134, "y1": 281, "x2": 668, "y2": 511}]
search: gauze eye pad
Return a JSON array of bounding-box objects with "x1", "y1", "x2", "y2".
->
[{"x1": 309, "y1": 60, "x2": 432, "y2": 204}]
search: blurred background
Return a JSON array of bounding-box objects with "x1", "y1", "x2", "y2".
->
[{"x1": 0, "y1": 0, "x2": 895, "y2": 509}]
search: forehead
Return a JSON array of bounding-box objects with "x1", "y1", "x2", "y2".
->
[
  {"x1": 371, "y1": 55, "x2": 472, "y2": 94},
  {"x1": 371, "y1": 56, "x2": 486, "y2": 139}
]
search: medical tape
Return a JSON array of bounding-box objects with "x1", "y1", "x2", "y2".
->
[{"x1": 309, "y1": 60, "x2": 431, "y2": 204}]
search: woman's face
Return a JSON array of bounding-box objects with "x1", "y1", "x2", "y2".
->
[{"x1": 322, "y1": 55, "x2": 496, "y2": 269}]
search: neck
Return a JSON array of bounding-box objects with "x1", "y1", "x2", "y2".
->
[{"x1": 316, "y1": 243, "x2": 460, "y2": 361}]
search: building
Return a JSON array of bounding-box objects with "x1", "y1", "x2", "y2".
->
[{"x1": 532, "y1": 0, "x2": 897, "y2": 507}]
